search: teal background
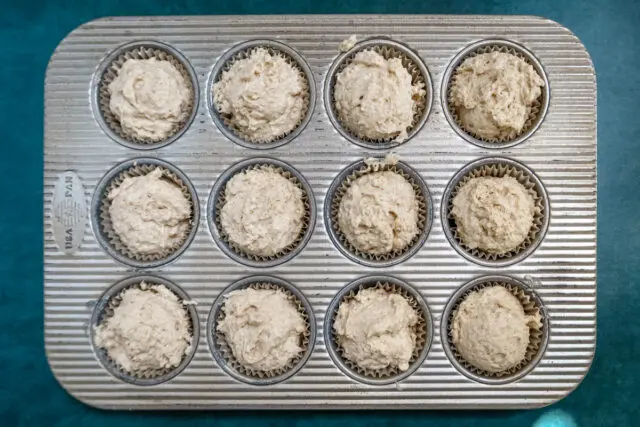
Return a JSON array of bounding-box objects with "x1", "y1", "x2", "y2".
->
[{"x1": 1, "y1": 0, "x2": 638, "y2": 425}]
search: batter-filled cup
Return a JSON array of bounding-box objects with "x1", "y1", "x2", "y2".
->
[
  {"x1": 325, "y1": 156, "x2": 432, "y2": 267},
  {"x1": 325, "y1": 38, "x2": 433, "y2": 149},
  {"x1": 441, "y1": 157, "x2": 549, "y2": 267},
  {"x1": 209, "y1": 158, "x2": 315, "y2": 268},
  {"x1": 207, "y1": 276, "x2": 316, "y2": 385},
  {"x1": 93, "y1": 158, "x2": 199, "y2": 269},
  {"x1": 442, "y1": 39, "x2": 549, "y2": 149},
  {"x1": 95, "y1": 41, "x2": 198, "y2": 149},
  {"x1": 324, "y1": 276, "x2": 433, "y2": 385},
  {"x1": 209, "y1": 40, "x2": 315, "y2": 149},
  {"x1": 441, "y1": 275, "x2": 548, "y2": 384},
  {"x1": 90, "y1": 275, "x2": 199, "y2": 386}
]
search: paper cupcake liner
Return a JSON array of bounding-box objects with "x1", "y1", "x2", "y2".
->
[
  {"x1": 213, "y1": 280, "x2": 312, "y2": 381},
  {"x1": 98, "y1": 163, "x2": 196, "y2": 265},
  {"x1": 91, "y1": 276, "x2": 198, "y2": 384},
  {"x1": 97, "y1": 42, "x2": 196, "y2": 146},
  {"x1": 446, "y1": 279, "x2": 546, "y2": 381},
  {"x1": 328, "y1": 160, "x2": 429, "y2": 265},
  {"x1": 446, "y1": 160, "x2": 547, "y2": 263},
  {"x1": 210, "y1": 41, "x2": 313, "y2": 146},
  {"x1": 445, "y1": 41, "x2": 548, "y2": 145},
  {"x1": 332, "y1": 280, "x2": 429, "y2": 380},
  {"x1": 213, "y1": 162, "x2": 313, "y2": 264},
  {"x1": 327, "y1": 40, "x2": 431, "y2": 147}
]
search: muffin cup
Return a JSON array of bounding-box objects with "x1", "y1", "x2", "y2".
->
[
  {"x1": 207, "y1": 276, "x2": 316, "y2": 385},
  {"x1": 91, "y1": 158, "x2": 200, "y2": 269},
  {"x1": 90, "y1": 274, "x2": 199, "y2": 386},
  {"x1": 92, "y1": 40, "x2": 199, "y2": 150},
  {"x1": 324, "y1": 276, "x2": 433, "y2": 385},
  {"x1": 324, "y1": 38, "x2": 433, "y2": 150},
  {"x1": 441, "y1": 39, "x2": 550, "y2": 149},
  {"x1": 441, "y1": 156, "x2": 549, "y2": 267},
  {"x1": 324, "y1": 158, "x2": 432, "y2": 267},
  {"x1": 208, "y1": 39, "x2": 316, "y2": 149},
  {"x1": 440, "y1": 275, "x2": 549, "y2": 385},
  {"x1": 208, "y1": 157, "x2": 316, "y2": 268}
]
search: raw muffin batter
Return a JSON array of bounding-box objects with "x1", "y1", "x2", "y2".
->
[
  {"x1": 217, "y1": 288, "x2": 306, "y2": 371},
  {"x1": 213, "y1": 48, "x2": 306, "y2": 142},
  {"x1": 338, "y1": 35, "x2": 357, "y2": 52},
  {"x1": 108, "y1": 168, "x2": 191, "y2": 256},
  {"x1": 333, "y1": 50, "x2": 424, "y2": 141},
  {"x1": 449, "y1": 51, "x2": 545, "y2": 140},
  {"x1": 451, "y1": 286, "x2": 541, "y2": 373},
  {"x1": 451, "y1": 176, "x2": 535, "y2": 254},
  {"x1": 94, "y1": 282, "x2": 192, "y2": 375},
  {"x1": 338, "y1": 171, "x2": 419, "y2": 255},
  {"x1": 220, "y1": 168, "x2": 305, "y2": 257},
  {"x1": 334, "y1": 287, "x2": 419, "y2": 371},
  {"x1": 108, "y1": 58, "x2": 191, "y2": 141}
]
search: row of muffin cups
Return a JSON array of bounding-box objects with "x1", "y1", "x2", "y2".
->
[
  {"x1": 92, "y1": 155, "x2": 549, "y2": 269},
  {"x1": 93, "y1": 37, "x2": 550, "y2": 152},
  {"x1": 91, "y1": 272, "x2": 549, "y2": 387}
]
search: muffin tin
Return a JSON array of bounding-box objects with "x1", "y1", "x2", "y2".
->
[{"x1": 44, "y1": 15, "x2": 597, "y2": 410}]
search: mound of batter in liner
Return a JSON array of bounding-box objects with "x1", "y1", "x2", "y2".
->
[
  {"x1": 108, "y1": 58, "x2": 191, "y2": 141},
  {"x1": 220, "y1": 167, "x2": 305, "y2": 257},
  {"x1": 450, "y1": 51, "x2": 545, "y2": 141},
  {"x1": 108, "y1": 168, "x2": 191, "y2": 256},
  {"x1": 334, "y1": 287, "x2": 419, "y2": 372},
  {"x1": 451, "y1": 286, "x2": 541, "y2": 373},
  {"x1": 338, "y1": 168, "x2": 419, "y2": 256},
  {"x1": 94, "y1": 282, "x2": 192, "y2": 376},
  {"x1": 217, "y1": 287, "x2": 306, "y2": 372},
  {"x1": 334, "y1": 50, "x2": 424, "y2": 141},
  {"x1": 213, "y1": 48, "x2": 306, "y2": 143},
  {"x1": 451, "y1": 175, "x2": 535, "y2": 255}
]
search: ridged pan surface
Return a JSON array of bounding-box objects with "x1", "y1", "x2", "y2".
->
[{"x1": 44, "y1": 15, "x2": 596, "y2": 410}]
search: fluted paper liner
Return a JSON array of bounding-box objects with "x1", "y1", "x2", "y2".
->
[
  {"x1": 99, "y1": 164, "x2": 196, "y2": 263},
  {"x1": 211, "y1": 45, "x2": 311, "y2": 144},
  {"x1": 94, "y1": 280, "x2": 196, "y2": 381},
  {"x1": 447, "y1": 281, "x2": 545, "y2": 379},
  {"x1": 214, "y1": 282, "x2": 312, "y2": 380},
  {"x1": 331, "y1": 281, "x2": 428, "y2": 379},
  {"x1": 446, "y1": 162, "x2": 546, "y2": 262},
  {"x1": 446, "y1": 43, "x2": 546, "y2": 144},
  {"x1": 214, "y1": 163, "x2": 312, "y2": 263},
  {"x1": 329, "y1": 43, "x2": 429, "y2": 143},
  {"x1": 98, "y1": 45, "x2": 196, "y2": 145},
  {"x1": 330, "y1": 161, "x2": 428, "y2": 262}
]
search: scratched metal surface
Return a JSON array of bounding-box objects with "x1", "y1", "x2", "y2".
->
[{"x1": 44, "y1": 15, "x2": 596, "y2": 410}]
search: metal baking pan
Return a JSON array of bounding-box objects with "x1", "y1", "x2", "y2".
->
[{"x1": 44, "y1": 14, "x2": 596, "y2": 410}]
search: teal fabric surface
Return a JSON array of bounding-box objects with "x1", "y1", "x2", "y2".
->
[{"x1": 0, "y1": 0, "x2": 638, "y2": 425}]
